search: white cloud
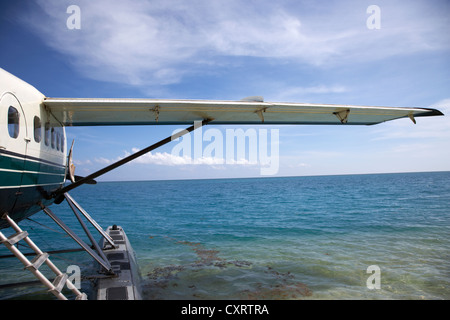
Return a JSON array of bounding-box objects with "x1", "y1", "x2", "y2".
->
[
  {"x1": 275, "y1": 85, "x2": 349, "y2": 101},
  {"x1": 94, "y1": 157, "x2": 114, "y2": 165},
  {"x1": 25, "y1": 0, "x2": 450, "y2": 89},
  {"x1": 73, "y1": 159, "x2": 92, "y2": 166},
  {"x1": 93, "y1": 148, "x2": 259, "y2": 168},
  {"x1": 130, "y1": 149, "x2": 192, "y2": 166}
]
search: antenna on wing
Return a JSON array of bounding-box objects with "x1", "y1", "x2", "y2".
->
[{"x1": 241, "y1": 96, "x2": 264, "y2": 102}]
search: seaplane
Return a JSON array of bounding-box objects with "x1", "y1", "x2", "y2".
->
[{"x1": 0, "y1": 67, "x2": 444, "y2": 300}]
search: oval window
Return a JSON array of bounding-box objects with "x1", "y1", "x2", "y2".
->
[
  {"x1": 8, "y1": 106, "x2": 19, "y2": 138},
  {"x1": 51, "y1": 127, "x2": 55, "y2": 149},
  {"x1": 61, "y1": 129, "x2": 65, "y2": 153},
  {"x1": 34, "y1": 116, "x2": 42, "y2": 143},
  {"x1": 56, "y1": 131, "x2": 60, "y2": 151},
  {"x1": 45, "y1": 123, "x2": 50, "y2": 146},
  {"x1": 58, "y1": 128, "x2": 65, "y2": 153}
]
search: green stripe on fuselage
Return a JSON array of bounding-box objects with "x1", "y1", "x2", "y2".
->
[
  {"x1": 23, "y1": 158, "x2": 66, "y2": 175},
  {"x1": 0, "y1": 170, "x2": 23, "y2": 187},
  {"x1": 0, "y1": 154, "x2": 65, "y2": 187},
  {"x1": 21, "y1": 171, "x2": 65, "y2": 186},
  {"x1": 0, "y1": 153, "x2": 25, "y2": 171}
]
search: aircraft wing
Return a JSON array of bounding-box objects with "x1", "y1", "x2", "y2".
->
[{"x1": 43, "y1": 97, "x2": 443, "y2": 126}]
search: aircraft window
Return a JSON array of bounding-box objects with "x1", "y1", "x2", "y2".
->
[
  {"x1": 34, "y1": 116, "x2": 42, "y2": 143},
  {"x1": 58, "y1": 128, "x2": 65, "y2": 153},
  {"x1": 51, "y1": 127, "x2": 55, "y2": 149},
  {"x1": 7, "y1": 106, "x2": 19, "y2": 138},
  {"x1": 56, "y1": 131, "x2": 60, "y2": 151},
  {"x1": 45, "y1": 123, "x2": 50, "y2": 146}
]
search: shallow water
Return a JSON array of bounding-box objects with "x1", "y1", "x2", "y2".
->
[{"x1": 1, "y1": 172, "x2": 449, "y2": 299}]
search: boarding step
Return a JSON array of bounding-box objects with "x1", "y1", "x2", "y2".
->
[
  {"x1": 0, "y1": 230, "x2": 28, "y2": 245},
  {"x1": 25, "y1": 252, "x2": 49, "y2": 271},
  {"x1": 50, "y1": 273, "x2": 69, "y2": 295},
  {"x1": 76, "y1": 293, "x2": 88, "y2": 300}
]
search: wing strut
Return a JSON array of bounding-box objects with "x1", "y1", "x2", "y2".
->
[
  {"x1": 41, "y1": 205, "x2": 113, "y2": 274},
  {"x1": 53, "y1": 119, "x2": 211, "y2": 197}
]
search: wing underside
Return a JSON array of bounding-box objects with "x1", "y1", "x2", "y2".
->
[{"x1": 43, "y1": 98, "x2": 443, "y2": 126}]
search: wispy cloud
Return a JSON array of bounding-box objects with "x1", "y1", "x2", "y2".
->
[
  {"x1": 275, "y1": 85, "x2": 349, "y2": 101},
  {"x1": 93, "y1": 148, "x2": 258, "y2": 167},
  {"x1": 24, "y1": 0, "x2": 450, "y2": 91}
]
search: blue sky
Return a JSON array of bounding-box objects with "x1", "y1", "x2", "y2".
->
[{"x1": 1, "y1": 0, "x2": 449, "y2": 181}]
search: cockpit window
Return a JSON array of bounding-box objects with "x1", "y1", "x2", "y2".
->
[
  {"x1": 8, "y1": 106, "x2": 19, "y2": 138},
  {"x1": 34, "y1": 116, "x2": 42, "y2": 143}
]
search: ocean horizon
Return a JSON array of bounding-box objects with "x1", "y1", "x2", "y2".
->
[{"x1": 1, "y1": 171, "x2": 449, "y2": 300}]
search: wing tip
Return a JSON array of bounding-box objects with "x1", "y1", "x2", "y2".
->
[{"x1": 416, "y1": 108, "x2": 444, "y2": 117}]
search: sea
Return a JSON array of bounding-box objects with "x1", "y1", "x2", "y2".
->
[{"x1": 0, "y1": 171, "x2": 449, "y2": 300}]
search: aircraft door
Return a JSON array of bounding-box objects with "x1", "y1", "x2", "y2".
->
[{"x1": 0, "y1": 93, "x2": 29, "y2": 214}]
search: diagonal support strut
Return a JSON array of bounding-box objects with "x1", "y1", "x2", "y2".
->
[
  {"x1": 53, "y1": 119, "x2": 211, "y2": 197},
  {"x1": 64, "y1": 193, "x2": 115, "y2": 248},
  {"x1": 41, "y1": 205, "x2": 113, "y2": 274}
]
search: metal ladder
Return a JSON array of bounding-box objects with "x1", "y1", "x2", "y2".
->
[{"x1": 0, "y1": 213, "x2": 87, "y2": 300}]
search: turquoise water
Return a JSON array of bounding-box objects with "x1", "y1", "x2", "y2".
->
[{"x1": 1, "y1": 172, "x2": 449, "y2": 299}]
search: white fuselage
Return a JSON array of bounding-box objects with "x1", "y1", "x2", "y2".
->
[{"x1": 0, "y1": 68, "x2": 67, "y2": 228}]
